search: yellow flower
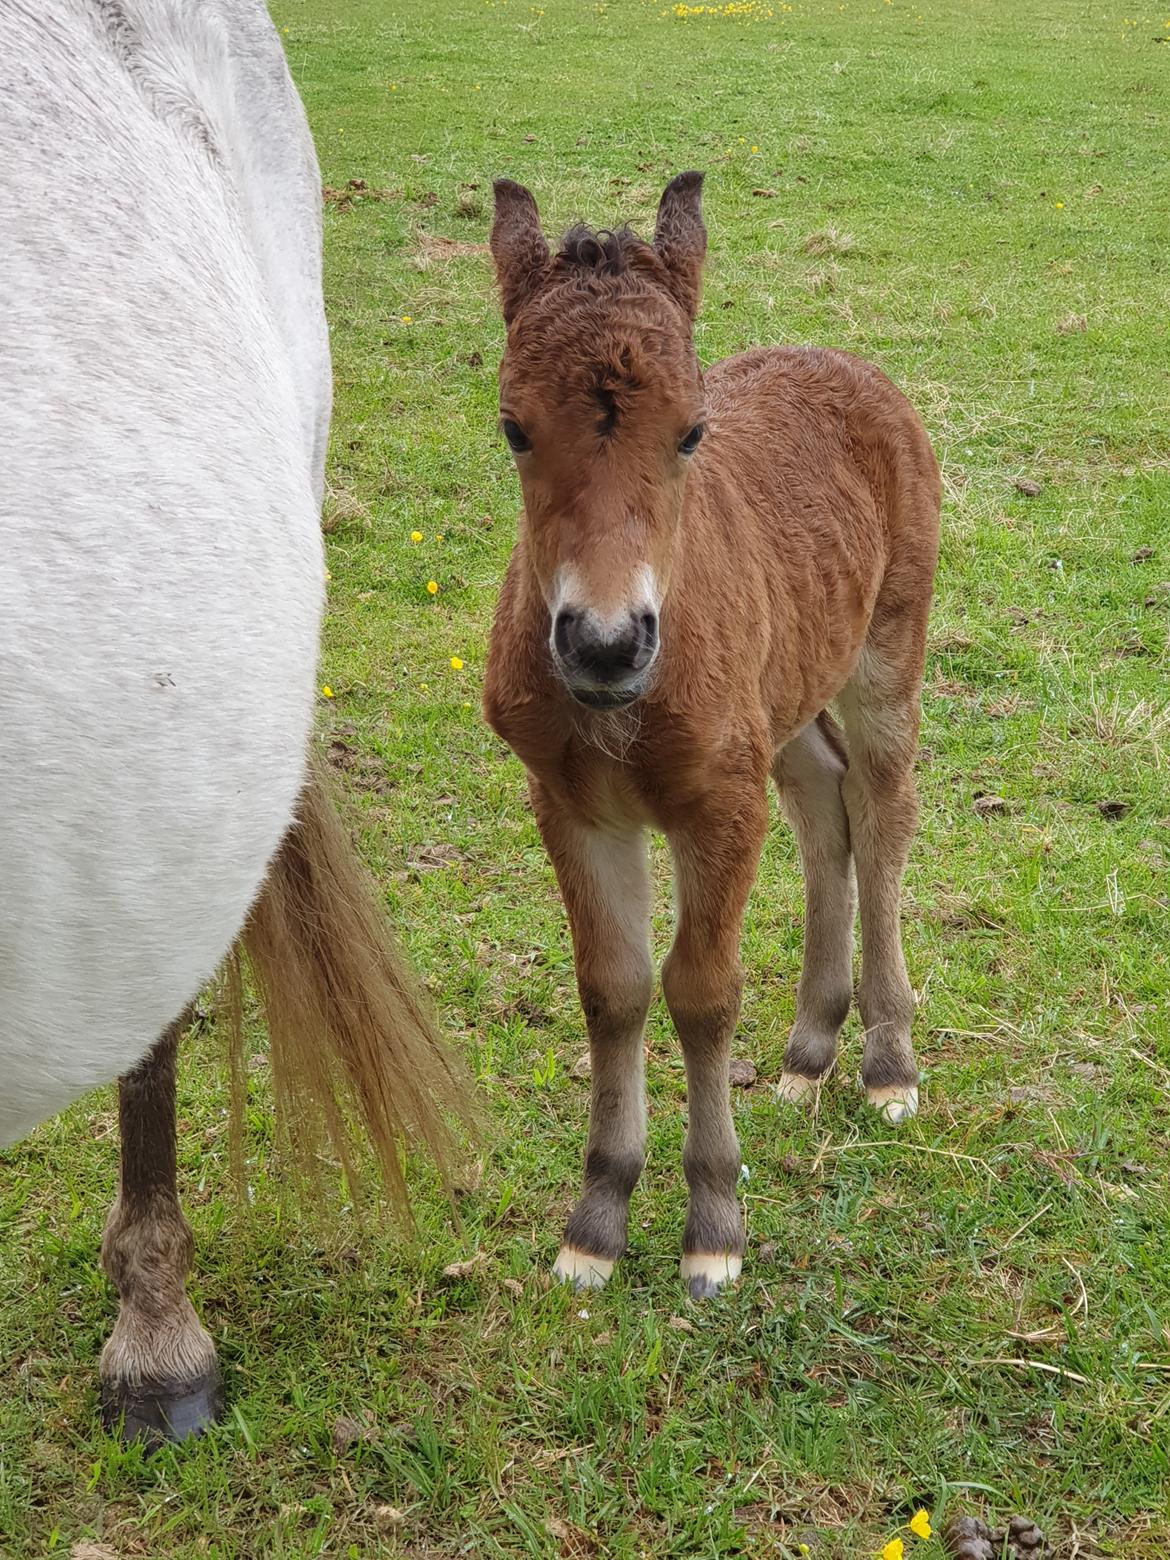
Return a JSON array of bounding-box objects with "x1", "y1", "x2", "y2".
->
[
  {"x1": 751, "y1": 144, "x2": 759, "y2": 152},
  {"x1": 880, "y1": 1542, "x2": 904, "y2": 1560},
  {"x1": 1055, "y1": 201, "x2": 1065, "y2": 209},
  {"x1": 909, "y1": 1511, "x2": 932, "y2": 1540},
  {"x1": 324, "y1": 568, "x2": 332, "y2": 581},
  {"x1": 435, "y1": 532, "x2": 444, "y2": 541},
  {"x1": 426, "y1": 579, "x2": 439, "y2": 594},
  {"x1": 410, "y1": 530, "x2": 423, "y2": 542},
  {"x1": 450, "y1": 656, "x2": 464, "y2": 670},
  {"x1": 321, "y1": 685, "x2": 334, "y2": 699},
  {"x1": 401, "y1": 314, "x2": 413, "y2": 323}
]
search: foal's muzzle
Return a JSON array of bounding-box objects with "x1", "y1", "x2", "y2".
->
[{"x1": 553, "y1": 606, "x2": 659, "y2": 708}]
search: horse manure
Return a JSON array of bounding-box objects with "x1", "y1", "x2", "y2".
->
[
  {"x1": 1006, "y1": 1516, "x2": 1047, "y2": 1553},
  {"x1": 942, "y1": 1516, "x2": 997, "y2": 1560},
  {"x1": 942, "y1": 1513, "x2": 1048, "y2": 1558}
]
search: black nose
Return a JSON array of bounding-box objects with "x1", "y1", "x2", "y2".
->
[{"x1": 554, "y1": 609, "x2": 658, "y2": 683}]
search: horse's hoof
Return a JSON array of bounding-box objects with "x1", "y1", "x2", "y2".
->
[
  {"x1": 552, "y1": 1245, "x2": 614, "y2": 1290},
  {"x1": 866, "y1": 1084, "x2": 919, "y2": 1124},
  {"x1": 101, "y1": 1366, "x2": 222, "y2": 1447},
  {"x1": 681, "y1": 1251, "x2": 742, "y2": 1300},
  {"x1": 775, "y1": 1071, "x2": 819, "y2": 1106}
]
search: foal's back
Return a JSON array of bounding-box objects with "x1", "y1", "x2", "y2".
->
[{"x1": 684, "y1": 341, "x2": 940, "y2": 745}]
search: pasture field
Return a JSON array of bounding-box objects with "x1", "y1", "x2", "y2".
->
[{"x1": 3, "y1": 0, "x2": 1169, "y2": 1554}]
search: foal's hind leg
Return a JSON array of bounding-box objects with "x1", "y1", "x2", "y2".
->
[
  {"x1": 773, "y1": 715, "x2": 855, "y2": 1105},
  {"x1": 838, "y1": 634, "x2": 926, "y2": 1123},
  {"x1": 100, "y1": 1012, "x2": 221, "y2": 1444},
  {"x1": 663, "y1": 784, "x2": 768, "y2": 1298},
  {"x1": 530, "y1": 782, "x2": 652, "y2": 1290}
]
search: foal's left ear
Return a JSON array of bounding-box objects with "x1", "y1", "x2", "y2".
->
[
  {"x1": 653, "y1": 170, "x2": 707, "y2": 320},
  {"x1": 490, "y1": 178, "x2": 551, "y2": 326}
]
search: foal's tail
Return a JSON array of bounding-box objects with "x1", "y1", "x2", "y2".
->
[{"x1": 227, "y1": 757, "x2": 474, "y2": 1213}]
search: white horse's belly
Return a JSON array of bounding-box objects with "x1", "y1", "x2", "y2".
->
[{"x1": 0, "y1": 491, "x2": 323, "y2": 1144}]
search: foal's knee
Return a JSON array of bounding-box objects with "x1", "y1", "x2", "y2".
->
[
  {"x1": 660, "y1": 949, "x2": 742, "y2": 1036},
  {"x1": 578, "y1": 969, "x2": 652, "y2": 1040}
]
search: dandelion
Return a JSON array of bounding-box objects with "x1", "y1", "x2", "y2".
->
[
  {"x1": 321, "y1": 685, "x2": 334, "y2": 699},
  {"x1": 410, "y1": 530, "x2": 423, "y2": 542},
  {"x1": 909, "y1": 1511, "x2": 932, "y2": 1540},
  {"x1": 751, "y1": 144, "x2": 759, "y2": 152},
  {"x1": 401, "y1": 313, "x2": 413, "y2": 323},
  {"x1": 427, "y1": 579, "x2": 439, "y2": 595},
  {"x1": 435, "y1": 532, "x2": 444, "y2": 542},
  {"x1": 450, "y1": 656, "x2": 464, "y2": 670},
  {"x1": 1055, "y1": 200, "x2": 1065, "y2": 209},
  {"x1": 880, "y1": 1542, "x2": 904, "y2": 1560}
]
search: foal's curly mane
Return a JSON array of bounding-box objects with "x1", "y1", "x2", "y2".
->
[{"x1": 554, "y1": 224, "x2": 668, "y2": 289}]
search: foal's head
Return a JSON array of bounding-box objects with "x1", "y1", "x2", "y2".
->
[{"x1": 490, "y1": 173, "x2": 708, "y2": 709}]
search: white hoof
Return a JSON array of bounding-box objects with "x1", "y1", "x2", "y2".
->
[
  {"x1": 775, "y1": 1071, "x2": 818, "y2": 1106},
  {"x1": 866, "y1": 1084, "x2": 919, "y2": 1123},
  {"x1": 552, "y1": 1246, "x2": 614, "y2": 1290},
  {"x1": 680, "y1": 1251, "x2": 743, "y2": 1299}
]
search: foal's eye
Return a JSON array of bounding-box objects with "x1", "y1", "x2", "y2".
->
[
  {"x1": 678, "y1": 423, "x2": 705, "y2": 456},
  {"x1": 502, "y1": 418, "x2": 531, "y2": 453}
]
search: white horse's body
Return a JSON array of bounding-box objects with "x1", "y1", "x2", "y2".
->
[{"x1": 0, "y1": 0, "x2": 330, "y2": 1143}]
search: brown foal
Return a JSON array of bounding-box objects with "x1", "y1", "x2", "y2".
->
[{"x1": 483, "y1": 173, "x2": 940, "y2": 1297}]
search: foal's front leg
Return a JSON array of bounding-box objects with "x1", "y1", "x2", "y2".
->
[
  {"x1": 663, "y1": 786, "x2": 768, "y2": 1299},
  {"x1": 530, "y1": 782, "x2": 652, "y2": 1290},
  {"x1": 100, "y1": 1012, "x2": 221, "y2": 1444}
]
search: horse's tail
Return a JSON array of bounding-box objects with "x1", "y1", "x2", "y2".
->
[{"x1": 227, "y1": 756, "x2": 474, "y2": 1213}]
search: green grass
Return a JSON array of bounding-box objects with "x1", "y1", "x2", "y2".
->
[{"x1": 3, "y1": 0, "x2": 1170, "y2": 1554}]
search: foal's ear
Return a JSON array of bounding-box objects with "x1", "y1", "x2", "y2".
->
[
  {"x1": 490, "y1": 178, "x2": 551, "y2": 326},
  {"x1": 653, "y1": 170, "x2": 707, "y2": 320}
]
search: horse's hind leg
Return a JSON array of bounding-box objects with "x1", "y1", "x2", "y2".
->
[
  {"x1": 838, "y1": 627, "x2": 926, "y2": 1123},
  {"x1": 772, "y1": 714, "x2": 855, "y2": 1105},
  {"x1": 100, "y1": 1011, "x2": 221, "y2": 1444},
  {"x1": 530, "y1": 782, "x2": 653, "y2": 1291}
]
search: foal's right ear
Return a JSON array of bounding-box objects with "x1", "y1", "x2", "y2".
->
[
  {"x1": 490, "y1": 179, "x2": 551, "y2": 326},
  {"x1": 653, "y1": 170, "x2": 707, "y2": 321}
]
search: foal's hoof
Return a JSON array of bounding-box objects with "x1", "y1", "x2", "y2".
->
[
  {"x1": 775, "y1": 1071, "x2": 820, "y2": 1107},
  {"x1": 866, "y1": 1084, "x2": 919, "y2": 1124},
  {"x1": 552, "y1": 1245, "x2": 615, "y2": 1290},
  {"x1": 680, "y1": 1252, "x2": 742, "y2": 1300},
  {"x1": 101, "y1": 1366, "x2": 222, "y2": 1448}
]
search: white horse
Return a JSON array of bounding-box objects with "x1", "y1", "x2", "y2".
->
[{"x1": 0, "y1": 0, "x2": 467, "y2": 1442}]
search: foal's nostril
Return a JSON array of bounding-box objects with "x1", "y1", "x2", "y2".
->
[
  {"x1": 637, "y1": 612, "x2": 659, "y2": 662},
  {"x1": 553, "y1": 610, "x2": 577, "y2": 660}
]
